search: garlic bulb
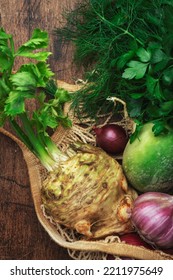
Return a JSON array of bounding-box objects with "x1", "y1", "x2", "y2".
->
[{"x1": 41, "y1": 143, "x2": 137, "y2": 238}]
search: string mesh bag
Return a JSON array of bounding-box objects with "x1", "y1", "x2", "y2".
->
[{"x1": 0, "y1": 80, "x2": 173, "y2": 260}]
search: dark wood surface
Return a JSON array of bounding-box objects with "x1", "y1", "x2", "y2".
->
[{"x1": 0, "y1": 0, "x2": 82, "y2": 260}]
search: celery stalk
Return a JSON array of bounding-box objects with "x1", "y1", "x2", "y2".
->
[{"x1": 0, "y1": 28, "x2": 71, "y2": 171}]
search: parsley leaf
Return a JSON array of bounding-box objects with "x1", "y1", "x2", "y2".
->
[
  {"x1": 152, "y1": 121, "x2": 169, "y2": 136},
  {"x1": 136, "y1": 47, "x2": 151, "y2": 62},
  {"x1": 122, "y1": 61, "x2": 149, "y2": 79},
  {"x1": 146, "y1": 75, "x2": 163, "y2": 100},
  {"x1": 117, "y1": 50, "x2": 135, "y2": 69}
]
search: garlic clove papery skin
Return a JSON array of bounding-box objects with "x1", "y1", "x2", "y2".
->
[
  {"x1": 41, "y1": 143, "x2": 138, "y2": 239},
  {"x1": 131, "y1": 192, "x2": 173, "y2": 249}
]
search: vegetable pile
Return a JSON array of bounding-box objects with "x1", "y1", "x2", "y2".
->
[
  {"x1": 1, "y1": 0, "x2": 173, "y2": 256},
  {"x1": 55, "y1": 0, "x2": 173, "y2": 194},
  {"x1": 54, "y1": 0, "x2": 173, "y2": 251}
]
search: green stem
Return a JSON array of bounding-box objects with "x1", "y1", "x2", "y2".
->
[
  {"x1": 10, "y1": 119, "x2": 35, "y2": 153},
  {"x1": 92, "y1": 6, "x2": 144, "y2": 46},
  {"x1": 20, "y1": 113, "x2": 58, "y2": 171},
  {"x1": 42, "y1": 134, "x2": 68, "y2": 162},
  {"x1": 9, "y1": 35, "x2": 15, "y2": 54},
  {"x1": 8, "y1": 36, "x2": 15, "y2": 75}
]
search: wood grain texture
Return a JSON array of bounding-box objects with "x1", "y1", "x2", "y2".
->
[{"x1": 0, "y1": 0, "x2": 82, "y2": 260}]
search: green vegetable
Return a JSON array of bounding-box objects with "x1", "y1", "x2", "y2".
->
[
  {"x1": 0, "y1": 28, "x2": 72, "y2": 171},
  {"x1": 122, "y1": 123, "x2": 173, "y2": 193},
  {"x1": 55, "y1": 0, "x2": 173, "y2": 139}
]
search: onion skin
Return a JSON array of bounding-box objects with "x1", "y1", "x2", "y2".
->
[
  {"x1": 93, "y1": 124, "x2": 128, "y2": 154},
  {"x1": 120, "y1": 233, "x2": 152, "y2": 249},
  {"x1": 131, "y1": 192, "x2": 173, "y2": 249},
  {"x1": 107, "y1": 233, "x2": 153, "y2": 260}
]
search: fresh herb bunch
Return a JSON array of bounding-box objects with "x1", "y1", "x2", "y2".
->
[
  {"x1": 55, "y1": 0, "x2": 173, "y2": 137},
  {"x1": 0, "y1": 28, "x2": 71, "y2": 171}
]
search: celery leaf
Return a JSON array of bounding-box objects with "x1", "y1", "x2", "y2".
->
[
  {"x1": 17, "y1": 51, "x2": 51, "y2": 61},
  {"x1": 0, "y1": 28, "x2": 12, "y2": 40},
  {"x1": 0, "y1": 46, "x2": 13, "y2": 72},
  {"x1": 5, "y1": 91, "x2": 33, "y2": 116},
  {"x1": 10, "y1": 72, "x2": 37, "y2": 91},
  {"x1": 16, "y1": 29, "x2": 51, "y2": 61},
  {"x1": 19, "y1": 62, "x2": 54, "y2": 87}
]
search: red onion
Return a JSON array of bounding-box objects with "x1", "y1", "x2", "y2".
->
[
  {"x1": 107, "y1": 233, "x2": 153, "y2": 260},
  {"x1": 131, "y1": 192, "x2": 173, "y2": 249},
  {"x1": 93, "y1": 124, "x2": 128, "y2": 154},
  {"x1": 120, "y1": 233, "x2": 152, "y2": 249}
]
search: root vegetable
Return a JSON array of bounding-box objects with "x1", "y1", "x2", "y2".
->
[
  {"x1": 123, "y1": 123, "x2": 173, "y2": 193},
  {"x1": 41, "y1": 143, "x2": 137, "y2": 238}
]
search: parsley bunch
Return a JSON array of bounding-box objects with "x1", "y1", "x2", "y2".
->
[
  {"x1": 120, "y1": 32, "x2": 173, "y2": 138},
  {"x1": 0, "y1": 28, "x2": 71, "y2": 171}
]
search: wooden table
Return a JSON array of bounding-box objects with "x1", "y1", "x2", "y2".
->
[{"x1": 0, "y1": 0, "x2": 82, "y2": 260}]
